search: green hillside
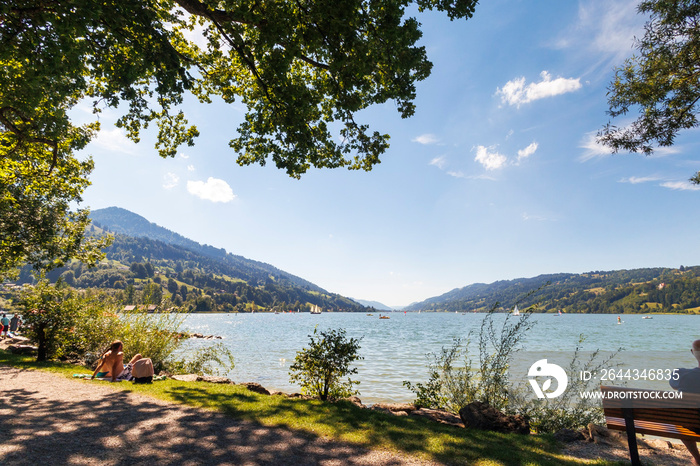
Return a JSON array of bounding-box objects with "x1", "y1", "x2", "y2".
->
[
  {"x1": 9, "y1": 209, "x2": 366, "y2": 314},
  {"x1": 405, "y1": 266, "x2": 700, "y2": 314}
]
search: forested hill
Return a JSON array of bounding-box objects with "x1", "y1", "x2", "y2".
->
[
  {"x1": 90, "y1": 207, "x2": 320, "y2": 292},
  {"x1": 405, "y1": 266, "x2": 700, "y2": 314},
  {"x1": 11, "y1": 207, "x2": 368, "y2": 313}
]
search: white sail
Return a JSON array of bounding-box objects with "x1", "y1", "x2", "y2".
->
[{"x1": 512, "y1": 305, "x2": 521, "y2": 316}]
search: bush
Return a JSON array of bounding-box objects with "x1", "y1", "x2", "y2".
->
[
  {"x1": 19, "y1": 280, "x2": 233, "y2": 375},
  {"x1": 289, "y1": 327, "x2": 363, "y2": 401},
  {"x1": 167, "y1": 342, "x2": 235, "y2": 376},
  {"x1": 510, "y1": 335, "x2": 618, "y2": 433},
  {"x1": 403, "y1": 303, "x2": 619, "y2": 433},
  {"x1": 20, "y1": 280, "x2": 83, "y2": 361},
  {"x1": 404, "y1": 303, "x2": 536, "y2": 413}
]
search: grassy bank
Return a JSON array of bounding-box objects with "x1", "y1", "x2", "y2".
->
[{"x1": 0, "y1": 351, "x2": 621, "y2": 465}]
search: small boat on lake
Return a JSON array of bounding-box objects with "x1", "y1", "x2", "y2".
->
[
  {"x1": 642, "y1": 315, "x2": 653, "y2": 319},
  {"x1": 310, "y1": 305, "x2": 322, "y2": 315},
  {"x1": 379, "y1": 314, "x2": 390, "y2": 319},
  {"x1": 512, "y1": 305, "x2": 521, "y2": 316}
]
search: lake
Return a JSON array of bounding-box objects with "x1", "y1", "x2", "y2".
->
[{"x1": 180, "y1": 312, "x2": 697, "y2": 405}]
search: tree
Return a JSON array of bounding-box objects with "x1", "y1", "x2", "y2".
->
[
  {"x1": 2, "y1": 0, "x2": 478, "y2": 178},
  {"x1": 0, "y1": 147, "x2": 109, "y2": 278},
  {"x1": 289, "y1": 327, "x2": 363, "y2": 401},
  {"x1": 598, "y1": 0, "x2": 700, "y2": 183}
]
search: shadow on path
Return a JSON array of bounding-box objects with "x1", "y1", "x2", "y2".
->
[{"x1": 0, "y1": 367, "x2": 427, "y2": 465}]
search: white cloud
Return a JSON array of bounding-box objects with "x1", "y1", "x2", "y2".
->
[
  {"x1": 517, "y1": 142, "x2": 538, "y2": 162},
  {"x1": 619, "y1": 176, "x2": 660, "y2": 184},
  {"x1": 186, "y1": 177, "x2": 236, "y2": 202},
  {"x1": 497, "y1": 71, "x2": 582, "y2": 107},
  {"x1": 660, "y1": 181, "x2": 700, "y2": 191},
  {"x1": 474, "y1": 145, "x2": 507, "y2": 170},
  {"x1": 163, "y1": 173, "x2": 180, "y2": 189},
  {"x1": 187, "y1": 164, "x2": 196, "y2": 171},
  {"x1": 179, "y1": 152, "x2": 190, "y2": 159},
  {"x1": 412, "y1": 134, "x2": 439, "y2": 145},
  {"x1": 568, "y1": 0, "x2": 645, "y2": 63},
  {"x1": 522, "y1": 212, "x2": 547, "y2": 221},
  {"x1": 579, "y1": 131, "x2": 614, "y2": 161},
  {"x1": 92, "y1": 128, "x2": 137, "y2": 154},
  {"x1": 580, "y1": 129, "x2": 681, "y2": 162},
  {"x1": 429, "y1": 156, "x2": 447, "y2": 169}
]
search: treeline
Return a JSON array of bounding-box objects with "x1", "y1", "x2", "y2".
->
[
  {"x1": 16, "y1": 235, "x2": 365, "y2": 313},
  {"x1": 408, "y1": 266, "x2": 700, "y2": 314}
]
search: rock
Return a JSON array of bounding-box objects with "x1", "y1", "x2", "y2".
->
[
  {"x1": 8, "y1": 344, "x2": 37, "y2": 355},
  {"x1": 372, "y1": 403, "x2": 416, "y2": 414},
  {"x1": 411, "y1": 408, "x2": 464, "y2": 427},
  {"x1": 586, "y1": 423, "x2": 611, "y2": 444},
  {"x1": 643, "y1": 439, "x2": 675, "y2": 451},
  {"x1": 286, "y1": 393, "x2": 315, "y2": 400},
  {"x1": 171, "y1": 374, "x2": 200, "y2": 382},
  {"x1": 198, "y1": 376, "x2": 232, "y2": 384},
  {"x1": 240, "y1": 382, "x2": 270, "y2": 395},
  {"x1": 458, "y1": 401, "x2": 530, "y2": 434},
  {"x1": 553, "y1": 428, "x2": 586, "y2": 443},
  {"x1": 343, "y1": 396, "x2": 365, "y2": 408}
]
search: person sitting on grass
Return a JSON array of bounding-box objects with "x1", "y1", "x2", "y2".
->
[
  {"x1": 670, "y1": 339, "x2": 700, "y2": 466},
  {"x1": 91, "y1": 340, "x2": 143, "y2": 382}
]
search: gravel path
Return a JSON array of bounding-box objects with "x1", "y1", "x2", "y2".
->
[
  {"x1": 0, "y1": 366, "x2": 439, "y2": 466},
  {"x1": 2, "y1": 364, "x2": 694, "y2": 465}
]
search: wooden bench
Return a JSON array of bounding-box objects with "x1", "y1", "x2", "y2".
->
[{"x1": 601, "y1": 385, "x2": 700, "y2": 465}]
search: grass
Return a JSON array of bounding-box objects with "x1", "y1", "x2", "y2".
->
[{"x1": 0, "y1": 350, "x2": 624, "y2": 466}]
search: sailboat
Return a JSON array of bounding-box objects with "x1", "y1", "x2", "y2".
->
[
  {"x1": 512, "y1": 305, "x2": 521, "y2": 316},
  {"x1": 310, "y1": 304, "x2": 321, "y2": 315}
]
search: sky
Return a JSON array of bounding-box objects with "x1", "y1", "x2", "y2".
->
[{"x1": 76, "y1": 0, "x2": 700, "y2": 308}]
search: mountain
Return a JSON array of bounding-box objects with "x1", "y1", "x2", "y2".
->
[
  {"x1": 90, "y1": 207, "x2": 321, "y2": 292},
  {"x1": 405, "y1": 266, "x2": 700, "y2": 314},
  {"x1": 352, "y1": 299, "x2": 393, "y2": 311},
  {"x1": 24, "y1": 207, "x2": 368, "y2": 313}
]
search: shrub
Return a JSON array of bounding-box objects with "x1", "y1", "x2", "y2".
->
[
  {"x1": 167, "y1": 342, "x2": 235, "y2": 376},
  {"x1": 403, "y1": 303, "x2": 619, "y2": 433},
  {"x1": 289, "y1": 327, "x2": 363, "y2": 401},
  {"x1": 20, "y1": 280, "x2": 82, "y2": 361},
  {"x1": 510, "y1": 335, "x2": 618, "y2": 433},
  {"x1": 404, "y1": 303, "x2": 536, "y2": 413},
  {"x1": 19, "y1": 280, "x2": 233, "y2": 375}
]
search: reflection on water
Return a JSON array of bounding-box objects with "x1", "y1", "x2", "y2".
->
[{"x1": 180, "y1": 312, "x2": 699, "y2": 405}]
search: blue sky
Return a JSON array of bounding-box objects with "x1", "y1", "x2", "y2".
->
[{"x1": 77, "y1": 0, "x2": 700, "y2": 307}]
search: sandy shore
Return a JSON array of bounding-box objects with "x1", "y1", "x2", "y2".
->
[{"x1": 0, "y1": 364, "x2": 695, "y2": 465}]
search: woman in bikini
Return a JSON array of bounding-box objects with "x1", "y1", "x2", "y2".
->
[{"x1": 91, "y1": 340, "x2": 142, "y2": 382}]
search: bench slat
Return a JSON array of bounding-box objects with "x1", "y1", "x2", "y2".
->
[
  {"x1": 606, "y1": 416, "x2": 700, "y2": 440},
  {"x1": 604, "y1": 408, "x2": 700, "y2": 428}
]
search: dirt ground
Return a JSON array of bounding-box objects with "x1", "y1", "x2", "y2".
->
[
  {"x1": 0, "y1": 362, "x2": 695, "y2": 465},
  {"x1": 0, "y1": 365, "x2": 439, "y2": 465}
]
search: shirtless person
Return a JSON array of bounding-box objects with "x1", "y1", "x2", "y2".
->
[
  {"x1": 91, "y1": 340, "x2": 142, "y2": 382},
  {"x1": 670, "y1": 339, "x2": 700, "y2": 465}
]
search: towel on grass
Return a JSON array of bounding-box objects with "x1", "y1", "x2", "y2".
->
[{"x1": 72, "y1": 373, "x2": 167, "y2": 381}]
